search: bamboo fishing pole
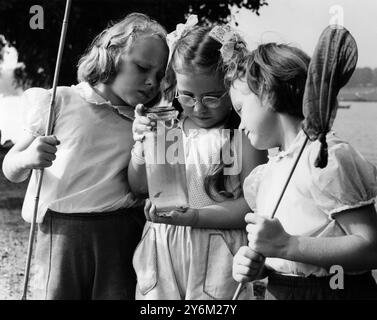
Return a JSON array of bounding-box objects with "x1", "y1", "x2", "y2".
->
[
  {"x1": 232, "y1": 135, "x2": 309, "y2": 300},
  {"x1": 21, "y1": 0, "x2": 72, "y2": 300}
]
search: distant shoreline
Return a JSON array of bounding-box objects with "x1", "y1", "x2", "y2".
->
[
  {"x1": 339, "y1": 87, "x2": 377, "y2": 102},
  {"x1": 339, "y1": 98, "x2": 377, "y2": 102}
]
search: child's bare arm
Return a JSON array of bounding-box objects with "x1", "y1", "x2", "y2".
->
[
  {"x1": 2, "y1": 132, "x2": 59, "y2": 183},
  {"x1": 192, "y1": 131, "x2": 267, "y2": 228},
  {"x1": 127, "y1": 104, "x2": 152, "y2": 196},
  {"x1": 246, "y1": 204, "x2": 377, "y2": 272},
  {"x1": 190, "y1": 131, "x2": 267, "y2": 229},
  {"x1": 286, "y1": 205, "x2": 377, "y2": 271},
  {"x1": 143, "y1": 131, "x2": 268, "y2": 229},
  {"x1": 144, "y1": 196, "x2": 249, "y2": 229},
  {"x1": 193, "y1": 197, "x2": 250, "y2": 228},
  {"x1": 128, "y1": 141, "x2": 148, "y2": 195}
]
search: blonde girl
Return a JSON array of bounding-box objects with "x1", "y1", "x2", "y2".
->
[{"x1": 3, "y1": 13, "x2": 169, "y2": 300}]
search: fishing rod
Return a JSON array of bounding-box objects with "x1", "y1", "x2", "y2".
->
[
  {"x1": 21, "y1": 0, "x2": 72, "y2": 300},
  {"x1": 232, "y1": 136, "x2": 309, "y2": 300}
]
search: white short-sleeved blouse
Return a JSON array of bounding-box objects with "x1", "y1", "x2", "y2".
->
[
  {"x1": 21, "y1": 82, "x2": 138, "y2": 223},
  {"x1": 243, "y1": 130, "x2": 377, "y2": 277}
]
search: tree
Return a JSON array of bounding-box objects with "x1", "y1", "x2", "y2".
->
[
  {"x1": 0, "y1": 0, "x2": 268, "y2": 89},
  {"x1": 360, "y1": 67, "x2": 373, "y2": 86},
  {"x1": 372, "y1": 68, "x2": 377, "y2": 87},
  {"x1": 346, "y1": 67, "x2": 375, "y2": 88}
]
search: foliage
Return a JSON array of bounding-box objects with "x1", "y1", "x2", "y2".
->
[
  {"x1": 0, "y1": 0, "x2": 268, "y2": 89},
  {"x1": 346, "y1": 67, "x2": 377, "y2": 88}
]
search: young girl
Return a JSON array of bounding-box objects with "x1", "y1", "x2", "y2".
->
[
  {"x1": 230, "y1": 42, "x2": 377, "y2": 299},
  {"x1": 2, "y1": 13, "x2": 169, "y2": 300},
  {"x1": 128, "y1": 21, "x2": 268, "y2": 300}
]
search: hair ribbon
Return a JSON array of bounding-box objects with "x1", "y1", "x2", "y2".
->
[
  {"x1": 208, "y1": 24, "x2": 239, "y2": 63},
  {"x1": 166, "y1": 15, "x2": 199, "y2": 61}
]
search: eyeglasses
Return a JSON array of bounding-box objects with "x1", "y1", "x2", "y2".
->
[{"x1": 175, "y1": 91, "x2": 228, "y2": 109}]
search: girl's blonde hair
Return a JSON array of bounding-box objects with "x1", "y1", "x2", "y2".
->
[{"x1": 77, "y1": 12, "x2": 167, "y2": 85}]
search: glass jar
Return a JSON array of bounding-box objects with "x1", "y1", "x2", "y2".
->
[{"x1": 143, "y1": 106, "x2": 189, "y2": 216}]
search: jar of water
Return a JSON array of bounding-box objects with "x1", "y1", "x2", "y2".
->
[{"x1": 143, "y1": 106, "x2": 189, "y2": 216}]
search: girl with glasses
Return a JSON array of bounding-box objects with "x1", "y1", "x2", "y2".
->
[{"x1": 129, "y1": 20, "x2": 268, "y2": 299}]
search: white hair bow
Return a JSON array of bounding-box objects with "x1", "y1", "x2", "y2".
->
[
  {"x1": 166, "y1": 15, "x2": 199, "y2": 61},
  {"x1": 209, "y1": 24, "x2": 238, "y2": 63}
]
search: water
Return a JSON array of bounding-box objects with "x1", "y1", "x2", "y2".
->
[
  {"x1": 145, "y1": 163, "x2": 189, "y2": 213},
  {"x1": 0, "y1": 96, "x2": 24, "y2": 144},
  {"x1": 332, "y1": 102, "x2": 377, "y2": 167},
  {"x1": 144, "y1": 125, "x2": 189, "y2": 215},
  {"x1": 316, "y1": 102, "x2": 377, "y2": 281}
]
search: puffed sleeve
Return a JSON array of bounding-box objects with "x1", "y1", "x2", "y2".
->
[
  {"x1": 308, "y1": 140, "x2": 377, "y2": 218},
  {"x1": 22, "y1": 87, "x2": 52, "y2": 137},
  {"x1": 243, "y1": 164, "x2": 268, "y2": 211}
]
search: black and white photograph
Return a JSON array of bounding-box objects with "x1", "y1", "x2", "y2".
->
[{"x1": 0, "y1": 0, "x2": 376, "y2": 305}]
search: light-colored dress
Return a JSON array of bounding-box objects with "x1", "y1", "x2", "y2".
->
[
  {"x1": 133, "y1": 120, "x2": 253, "y2": 300},
  {"x1": 243, "y1": 130, "x2": 377, "y2": 277}
]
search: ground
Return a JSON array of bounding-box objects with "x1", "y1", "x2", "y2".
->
[{"x1": 0, "y1": 146, "x2": 31, "y2": 300}]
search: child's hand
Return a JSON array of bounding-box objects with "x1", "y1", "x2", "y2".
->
[
  {"x1": 232, "y1": 246, "x2": 265, "y2": 283},
  {"x1": 245, "y1": 212, "x2": 290, "y2": 258},
  {"x1": 144, "y1": 199, "x2": 199, "y2": 226},
  {"x1": 23, "y1": 135, "x2": 60, "y2": 169},
  {"x1": 133, "y1": 104, "x2": 156, "y2": 142}
]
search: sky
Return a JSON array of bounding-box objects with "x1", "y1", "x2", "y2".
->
[{"x1": 232, "y1": 0, "x2": 377, "y2": 68}]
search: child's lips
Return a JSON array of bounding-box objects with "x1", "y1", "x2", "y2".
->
[
  {"x1": 194, "y1": 114, "x2": 210, "y2": 120},
  {"x1": 138, "y1": 90, "x2": 151, "y2": 99},
  {"x1": 245, "y1": 130, "x2": 255, "y2": 140},
  {"x1": 243, "y1": 129, "x2": 251, "y2": 137}
]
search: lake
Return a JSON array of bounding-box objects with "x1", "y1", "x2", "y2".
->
[{"x1": 333, "y1": 102, "x2": 377, "y2": 167}]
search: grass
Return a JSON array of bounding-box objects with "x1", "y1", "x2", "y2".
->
[{"x1": 0, "y1": 146, "x2": 31, "y2": 300}]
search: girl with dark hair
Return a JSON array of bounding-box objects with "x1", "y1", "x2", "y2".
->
[
  {"x1": 129, "y1": 18, "x2": 267, "y2": 299},
  {"x1": 230, "y1": 42, "x2": 377, "y2": 299}
]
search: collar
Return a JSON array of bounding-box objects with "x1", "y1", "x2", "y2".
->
[
  {"x1": 74, "y1": 82, "x2": 135, "y2": 121},
  {"x1": 270, "y1": 130, "x2": 337, "y2": 161},
  {"x1": 270, "y1": 130, "x2": 308, "y2": 161}
]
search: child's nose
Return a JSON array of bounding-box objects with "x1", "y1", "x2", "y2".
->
[
  {"x1": 145, "y1": 74, "x2": 158, "y2": 89},
  {"x1": 193, "y1": 100, "x2": 206, "y2": 113}
]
